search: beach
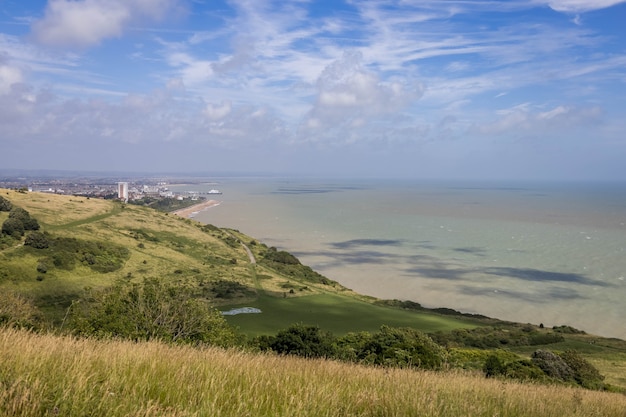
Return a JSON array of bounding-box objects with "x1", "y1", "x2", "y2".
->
[{"x1": 172, "y1": 199, "x2": 221, "y2": 218}]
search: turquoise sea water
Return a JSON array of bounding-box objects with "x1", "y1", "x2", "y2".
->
[{"x1": 171, "y1": 179, "x2": 626, "y2": 339}]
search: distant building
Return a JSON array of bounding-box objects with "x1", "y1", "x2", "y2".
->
[{"x1": 118, "y1": 182, "x2": 129, "y2": 202}]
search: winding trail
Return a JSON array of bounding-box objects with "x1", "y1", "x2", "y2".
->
[{"x1": 241, "y1": 241, "x2": 256, "y2": 265}]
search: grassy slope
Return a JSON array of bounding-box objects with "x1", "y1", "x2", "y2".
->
[
  {"x1": 2, "y1": 327, "x2": 626, "y2": 417},
  {"x1": 0, "y1": 189, "x2": 479, "y2": 333},
  {"x1": 2, "y1": 189, "x2": 626, "y2": 390}
]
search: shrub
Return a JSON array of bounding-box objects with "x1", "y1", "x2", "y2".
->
[
  {"x1": 559, "y1": 350, "x2": 605, "y2": 390},
  {"x1": 8, "y1": 207, "x2": 39, "y2": 230},
  {"x1": 0, "y1": 195, "x2": 12, "y2": 211},
  {"x1": 36, "y1": 260, "x2": 48, "y2": 274},
  {"x1": 69, "y1": 278, "x2": 240, "y2": 347},
  {"x1": 263, "y1": 324, "x2": 336, "y2": 358},
  {"x1": 264, "y1": 247, "x2": 300, "y2": 264},
  {"x1": 531, "y1": 350, "x2": 574, "y2": 382},
  {"x1": 2, "y1": 217, "x2": 24, "y2": 238},
  {"x1": 336, "y1": 326, "x2": 446, "y2": 370},
  {"x1": 484, "y1": 354, "x2": 505, "y2": 377},
  {"x1": 25, "y1": 231, "x2": 50, "y2": 249},
  {"x1": 209, "y1": 280, "x2": 255, "y2": 299}
]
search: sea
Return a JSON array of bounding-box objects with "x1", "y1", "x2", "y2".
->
[{"x1": 169, "y1": 178, "x2": 626, "y2": 340}]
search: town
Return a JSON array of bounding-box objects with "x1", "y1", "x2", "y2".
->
[{"x1": 0, "y1": 172, "x2": 220, "y2": 207}]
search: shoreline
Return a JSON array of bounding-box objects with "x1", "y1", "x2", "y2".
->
[{"x1": 171, "y1": 199, "x2": 221, "y2": 218}]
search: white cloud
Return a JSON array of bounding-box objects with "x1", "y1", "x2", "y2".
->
[
  {"x1": 204, "y1": 100, "x2": 231, "y2": 121},
  {"x1": 0, "y1": 57, "x2": 23, "y2": 94},
  {"x1": 536, "y1": 0, "x2": 626, "y2": 13},
  {"x1": 31, "y1": 0, "x2": 183, "y2": 48},
  {"x1": 303, "y1": 51, "x2": 422, "y2": 136}
]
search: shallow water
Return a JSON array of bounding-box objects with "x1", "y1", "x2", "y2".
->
[{"x1": 171, "y1": 179, "x2": 626, "y2": 339}]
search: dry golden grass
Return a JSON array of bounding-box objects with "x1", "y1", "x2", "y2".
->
[
  {"x1": 1, "y1": 190, "x2": 113, "y2": 227},
  {"x1": 1, "y1": 327, "x2": 625, "y2": 417}
]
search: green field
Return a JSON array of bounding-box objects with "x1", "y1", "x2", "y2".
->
[{"x1": 221, "y1": 293, "x2": 480, "y2": 337}]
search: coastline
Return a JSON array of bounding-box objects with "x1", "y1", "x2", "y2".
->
[
  {"x1": 186, "y1": 179, "x2": 626, "y2": 340},
  {"x1": 172, "y1": 199, "x2": 221, "y2": 218}
]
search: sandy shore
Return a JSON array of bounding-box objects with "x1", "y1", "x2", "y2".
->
[{"x1": 172, "y1": 199, "x2": 221, "y2": 218}]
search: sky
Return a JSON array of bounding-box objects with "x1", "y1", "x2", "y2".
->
[{"x1": 0, "y1": 0, "x2": 625, "y2": 180}]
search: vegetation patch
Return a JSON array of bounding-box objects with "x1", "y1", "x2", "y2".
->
[
  {"x1": 260, "y1": 247, "x2": 335, "y2": 286},
  {"x1": 21, "y1": 235, "x2": 130, "y2": 273},
  {"x1": 431, "y1": 324, "x2": 565, "y2": 349},
  {"x1": 208, "y1": 279, "x2": 256, "y2": 299}
]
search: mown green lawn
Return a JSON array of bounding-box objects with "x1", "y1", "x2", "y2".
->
[{"x1": 221, "y1": 293, "x2": 481, "y2": 337}]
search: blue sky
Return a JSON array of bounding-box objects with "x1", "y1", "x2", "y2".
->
[{"x1": 0, "y1": 0, "x2": 625, "y2": 180}]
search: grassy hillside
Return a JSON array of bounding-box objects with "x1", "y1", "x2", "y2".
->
[
  {"x1": 0, "y1": 188, "x2": 480, "y2": 332},
  {"x1": 2, "y1": 327, "x2": 626, "y2": 417},
  {"x1": 2, "y1": 188, "x2": 626, "y2": 394}
]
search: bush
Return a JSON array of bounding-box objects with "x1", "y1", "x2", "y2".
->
[
  {"x1": 264, "y1": 247, "x2": 300, "y2": 264},
  {"x1": 261, "y1": 324, "x2": 336, "y2": 358},
  {"x1": 2, "y1": 217, "x2": 24, "y2": 238},
  {"x1": 25, "y1": 231, "x2": 50, "y2": 249},
  {"x1": 69, "y1": 278, "x2": 240, "y2": 347},
  {"x1": 531, "y1": 350, "x2": 575, "y2": 382},
  {"x1": 337, "y1": 326, "x2": 446, "y2": 370},
  {"x1": 209, "y1": 280, "x2": 255, "y2": 299},
  {"x1": 36, "y1": 260, "x2": 48, "y2": 274},
  {"x1": 484, "y1": 354, "x2": 505, "y2": 377},
  {"x1": 559, "y1": 350, "x2": 605, "y2": 389},
  {"x1": 0, "y1": 195, "x2": 12, "y2": 211}
]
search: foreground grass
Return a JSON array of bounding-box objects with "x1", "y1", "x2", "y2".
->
[{"x1": 2, "y1": 328, "x2": 625, "y2": 417}]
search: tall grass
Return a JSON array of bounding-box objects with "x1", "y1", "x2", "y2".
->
[{"x1": 1, "y1": 328, "x2": 625, "y2": 417}]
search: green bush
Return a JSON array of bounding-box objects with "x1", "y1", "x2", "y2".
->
[
  {"x1": 8, "y1": 207, "x2": 39, "y2": 231},
  {"x1": 208, "y1": 280, "x2": 255, "y2": 299},
  {"x1": 1, "y1": 217, "x2": 24, "y2": 238},
  {"x1": 0, "y1": 195, "x2": 12, "y2": 211},
  {"x1": 483, "y1": 354, "x2": 505, "y2": 377},
  {"x1": 336, "y1": 326, "x2": 446, "y2": 370},
  {"x1": 36, "y1": 260, "x2": 48, "y2": 274},
  {"x1": 259, "y1": 324, "x2": 336, "y2": 358},
  {"x1": 531, "y1": 350, "x2": 574, "y2": 382},
  {"x1": 263, "y1": 247, "x2": 300, "y2": 264},
  {"x1": 559, "y1": 350, "x2": 605, "y2": 390},
  {"x1": 24, "y1": 231, "x2": 50, "y2": 249},
  {"x1": 69, "y1": 278, "x2": 240, "y2": 347}
]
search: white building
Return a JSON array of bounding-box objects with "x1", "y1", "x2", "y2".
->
[{"x1": 118, "y1": 182, "x2": 129, "y2": 202}]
